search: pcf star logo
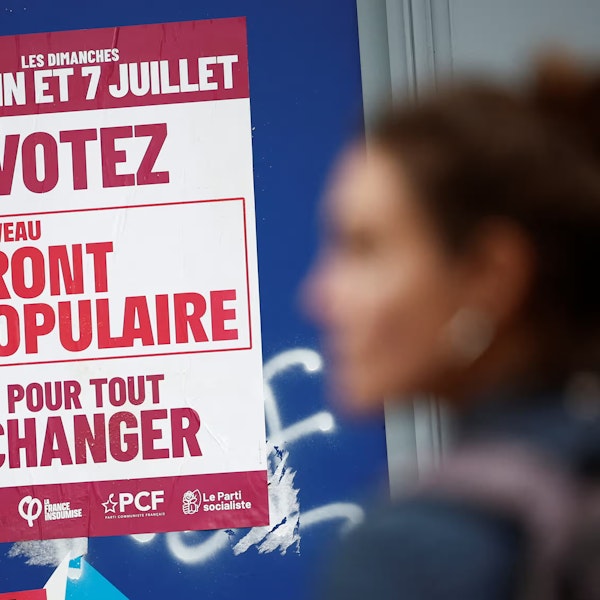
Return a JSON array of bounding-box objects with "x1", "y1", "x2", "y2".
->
[{"x1": 102, "y1": 493, "x2": 118, "y2": 514}]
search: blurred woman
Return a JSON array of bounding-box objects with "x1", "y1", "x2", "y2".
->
[{"x1": 306, "y1": 60, "x2": 600, "y2": 599}]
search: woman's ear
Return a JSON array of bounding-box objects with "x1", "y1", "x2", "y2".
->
[{"x1": 461, "y1": 219, "x2": 536, "y2": 328}]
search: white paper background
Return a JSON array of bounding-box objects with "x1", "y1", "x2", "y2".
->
[{"x1": 0, "y1": 99, "x2": 266, "y2": 487}]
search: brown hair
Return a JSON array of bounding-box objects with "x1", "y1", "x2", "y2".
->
[{"x1": 372, "y1": 59, "x2": 600, "y2": 374}]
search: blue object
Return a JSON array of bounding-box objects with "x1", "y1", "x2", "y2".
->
[{"x1": 66, "y1": 558, "x2": 129, "y2": 600}]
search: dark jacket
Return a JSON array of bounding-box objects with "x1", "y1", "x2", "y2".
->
[{"x1": 321, "y1": 390, "x2": 600, "y2": 599}]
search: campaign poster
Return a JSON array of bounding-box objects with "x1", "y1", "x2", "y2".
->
[{"x1": 0, "y1": 18, "x2": 269, "y2": 542}]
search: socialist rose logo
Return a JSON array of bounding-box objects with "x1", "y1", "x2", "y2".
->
[{"x1": 182, "y1": 490, "x2": 201, "y2": 514}]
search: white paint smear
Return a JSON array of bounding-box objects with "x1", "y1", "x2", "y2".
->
[
  {"x1": 165, "y1": 530, "x2": 231, "y2": 564},
  {"x1": 234, "y1": 450, "x2": 300, "y2": 555},
  {"x1": 301, "y1": 503, "x2": 365, "y2": 535},
  {"x1": 7, "y1": 537, "x2": 88, "y2": 567}
]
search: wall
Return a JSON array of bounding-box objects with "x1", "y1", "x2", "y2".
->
[{"x1": 0, "y1": 2, "x2": 388, "y2": 599}]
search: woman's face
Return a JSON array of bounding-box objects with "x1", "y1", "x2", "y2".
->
[{"x1": 305, "y1": 144, "x2": 468, "y2": 413}]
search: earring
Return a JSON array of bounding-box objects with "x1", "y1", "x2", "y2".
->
[{"x1": 446, "y1": 308, "x2": 495, "y2": 365}]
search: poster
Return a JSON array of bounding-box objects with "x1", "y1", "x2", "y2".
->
[{"x1": 0, "y1": 18, "x2": 269, "y2": 543}]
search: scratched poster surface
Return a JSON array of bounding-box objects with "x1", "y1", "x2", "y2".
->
[
  {"x1": 0, "y1": 19, "x2": 269, "y2": 544},
  {"x1": 0, "y1": 3, "x2": 388, "y2": 600}
]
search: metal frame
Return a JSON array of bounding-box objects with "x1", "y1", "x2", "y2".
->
[{"x1": 356, "y1": 0, "x2": 453, "y2": 498}]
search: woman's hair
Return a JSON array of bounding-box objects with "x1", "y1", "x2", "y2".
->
[{"x1": 372, "y1": 58, "x2": 600, "y2": 374}]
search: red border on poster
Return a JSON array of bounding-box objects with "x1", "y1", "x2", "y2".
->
[
  {"x1": 0, "y1": 198, "x2": 253, "y2": 368},
  {"x1": 0, "y1": 19, "x2": 249, "y2": 116},
  {"x1": 0, "y1": 470, "x2": 268, "y2": 543}
]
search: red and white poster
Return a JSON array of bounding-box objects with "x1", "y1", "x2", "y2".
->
[{"x1": 0, "y1": 18, "x2": 269, "y2": 542}]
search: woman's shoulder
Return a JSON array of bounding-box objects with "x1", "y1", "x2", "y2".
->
[{"x1": 320, "y1": 494, "x2": 524, "y2": 600}]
